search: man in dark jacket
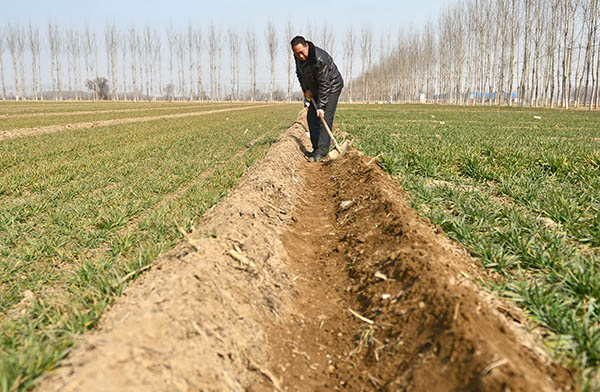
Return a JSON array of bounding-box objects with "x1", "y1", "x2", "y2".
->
[{"x1": 291, "y1": 36, "x2": 344, "y2": 162}]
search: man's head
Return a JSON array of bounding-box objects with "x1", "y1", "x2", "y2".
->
[{"x1": 291, "y1": 35, "x2": 309, "y2": 61}]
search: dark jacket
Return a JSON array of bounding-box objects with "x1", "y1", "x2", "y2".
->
[{"x1": 295, "y1": 41, "x2": 344, "y2": 110}]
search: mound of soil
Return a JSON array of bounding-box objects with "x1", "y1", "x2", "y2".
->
[
  {"x1": 36, "y1": 116, "x2": 305, "y2": 392},
  {"x1": 37, "y1": 113, "x2": 575, "y2": 392}
]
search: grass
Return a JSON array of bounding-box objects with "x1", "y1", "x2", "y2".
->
[
  {"x1": 0, "y1": 101, "x2": 299, "y2": 391},
  {"x1": 337, "y1": 103, "x2": 600, "y2": 389},
  {"x1": 0, "y1": 102, "x2": 258, "y2": 132},
  {"x1": 3, "y1": 101, "x2": 598, "y2": 390},
  {"x1": 0, "y1": 100, "x2": 220, "y2": 115}
]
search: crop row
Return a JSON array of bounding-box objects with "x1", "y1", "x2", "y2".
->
[
  {"x1": 338, "y1": 103, "x2": 600, "y2": 389},
  {"x1": 0, "y1": 100, "x2": 210, "y2": 115},
  {"x1": 0, "y1": 102, "x2": 258, "y2": 132},
  {"x1": 0, "y1": 103, "x2": 299, "y2": 391}
]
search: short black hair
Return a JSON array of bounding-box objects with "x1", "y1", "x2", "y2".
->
[{"x1": 290, "y1": 35, "x2": 307, "y2": 47}]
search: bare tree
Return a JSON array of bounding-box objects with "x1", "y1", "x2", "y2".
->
[
  {"x1": 166, "y1": 24, "x2": 175, "y2": 99},
  {"x1": 0, "y1": 28, "x2": 7, "y2": 99},
  {"x1": 16, "y1": 25, "x2": 26, "y2": 99},
  {"x1": 320, "y1": 24, "x2": 335, "y2": 57},
  {"x1": 594, "y1": 16, "x2": 600, "y2": 109},
  {"x1": 484, "y1": 1, "x2": 497, "y2": 105},
  {"x1": 547, "y1": 1, "x2": 561, "y2": 108},
  {"x1": 208, "y1": 24, "x2": 220, "y2": 100},
  {"x1": 137, "y1": 32, "x2": 146, "y2": 100},
  {"x1": 68, "y1": 29, "x2": 82, "y2": 100},
  {"x1": 144, "y1": 26, "x2": 155, "y2": 100},
  {"x1": 228, "y1": 28, "x2": 240, "y2": 100},
  {"x1": 560, "y1": 0, "x2": 581, "y2": 108},
  {"x1": 187, "y1": 24, "x2": 194, "y2": 100},
  {"x1": 285, "y1": 20, "x2": 294, "y2": 102},
  {"x1": 360, "y1": 25, "x2": 373, "y2": 100},
  {"x1": 143, "y1": 26, "x2": 153, "y2": 100},
  {"x1": 529, "y1": 0, "x2": 545, "y2": 106},
  {"x1": 6, "y1": 24, "x2": 20, "y2": 100},
  {"x1": 154, "y1": 29, "x2": 162, "y2": 99},
  {"x1": 175, "y1": 32, "x2": 185, "y2": 99},
  {"x1": 246, "y1": 28, "x2": 257, "y2": 101},
  {"x1": 517, "y1": 0, "x2": 530, "y2": 106},
  {"x1": 266, "y1": 21, "x2": 277, "y2": 102},
  {"x1": 233, "y1": 29, "x2": 241, "y2": 99},
  {"x1": 121, "y1": 31, "x2": 127, "y2": 99},
  {"x1": 83, "y1": 26, "x2": 95, "y2": 100},
  {"x1": 575, "y1": 0, "x2": 597, "y2": 107},
  {"x1": 343, "y1": 27, "x2": 356, "y2": 102},
  {"x1": 217, "y1": 33, "x2": 224, "y2": 99},
  {"x1": 28, "y1": 24, "x2": 41, "y2": 100},
  {"x1": 194, "y1": 28, "x2": 203, "y2": 100},
  {"x1": 129, "y1": 27, "x2": 138, "y2": 101},
  {"x1": 105, "y1": 24, "x2": 118, "y2": 100},
  {"x1": 66, "y1": 29, "x2": 73, "y2": 99},
  {"x1": 448, "y1": 7, "x2": 466, "y2": 104},
  {"x1": 587, "y1": 0, "x2": 600, "y2": 108},
  {"x1": 505, "y1": 0, "x2": 519, "y2": 106},
  {"x1": 423, "y1": 22, "x2": 437, "y2": 102}
]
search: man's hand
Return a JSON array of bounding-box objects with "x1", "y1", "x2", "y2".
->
[
  {"x1": 317, "y1": 109, "x2": 325, "y2": 119},
  {"x1": 304, "y1": 90, "x2": 312, "y2": 100}
]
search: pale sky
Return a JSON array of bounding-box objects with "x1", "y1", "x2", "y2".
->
[{"x1": 3, "y1": 0, "x2": 454, "y2": 35}]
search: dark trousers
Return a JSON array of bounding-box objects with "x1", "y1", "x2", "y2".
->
[{"x1": 307, "y1": 90, "x2": 341, "y2": 156}]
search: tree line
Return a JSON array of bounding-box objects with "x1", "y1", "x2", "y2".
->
[
  {"x1": 0, "y1": 21, "x2": 296, "y2": 102},
  {"x1": 1, "y1": 0, "x2": 600, "y2": 109},
  {"x1": 353, "y1": 0, "x2": 600, "y2": 109}
]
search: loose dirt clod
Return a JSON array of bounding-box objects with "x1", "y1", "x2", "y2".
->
[{"x1": 36, "y1": 112, "x2": 576, "y2": 392}]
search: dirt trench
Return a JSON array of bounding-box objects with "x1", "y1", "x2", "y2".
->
[{"x1": 36, "y1": 115, "x2": 575, "y2": 391}]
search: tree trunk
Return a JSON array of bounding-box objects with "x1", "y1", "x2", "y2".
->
[
  {"x1": 195, "y1": 29, "x2": 203, "y2": 101},
  {"x1": 266, "y1": 22, "x2": 277, "y2": 102},
  {"x1": 130, "y1": 28, "x2": 138, "y2": 101},
  {"x1": 187, "y1": 25, "x2": 194, "y2": 101},
  {"x1": 520, "y1": 0, "x2": 531, "y2": 107},
  {"x1": 0, "y1": 32, "x2": 7, "y2": 100},
  {"x1": 7, "y1": 24, "x2": 20, "y2": 101}
]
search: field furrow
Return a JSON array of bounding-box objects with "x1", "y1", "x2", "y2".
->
[
  {"x1": 0, "y1": 103, "x2": 276, "y2": 141},
  {"x1": 338, "y1": 103, "x2": 600, "y2": 387},
  {"x1": 1, "y1": 101, "x2": 597, "y2": 390},
  {"x1": 0, "y1": 103, "x2": 298, "y2": 391}
]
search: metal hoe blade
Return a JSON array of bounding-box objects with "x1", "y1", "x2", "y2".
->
[{"x1": 328, "y1": 141, "x2": 350, "y2": 160}]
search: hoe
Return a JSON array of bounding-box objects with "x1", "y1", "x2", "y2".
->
[
  {"x1": 320, "y1": 116, "x2": 350, "y2": 160},
  {"x1": 305, "y1": 97, "x2": 349, "y2": 160}
]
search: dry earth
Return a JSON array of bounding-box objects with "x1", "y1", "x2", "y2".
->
[{"x1": 36, "y1": 113, "x2": 576, "y2": 391}]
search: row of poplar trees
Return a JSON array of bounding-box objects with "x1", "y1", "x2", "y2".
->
[
  {"x1": 354, "y1": 0, "x2": 600, "y2": 109},
  {"x1": 0, "y1": 22, "x2": 288, "y2": 102},
  {"x1": 1, "y1": 0, "x2": 599, "y2": 108}
]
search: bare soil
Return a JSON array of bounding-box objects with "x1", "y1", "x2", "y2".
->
[{"x1": 36, "y1": 114, "x2": 576, "y2": 391}]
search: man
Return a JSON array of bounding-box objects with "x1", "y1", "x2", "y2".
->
[{"x1": 291, "y1": 36, "x2": 344, "y2": 162}]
